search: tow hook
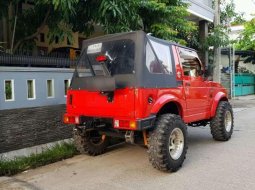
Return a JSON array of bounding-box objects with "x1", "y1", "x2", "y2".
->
[{"x1": 125, "y1": 131, "x2": 135, "y2": 144}]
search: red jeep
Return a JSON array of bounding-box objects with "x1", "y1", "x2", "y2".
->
[{"x1": 64, "y1": 31, "x2": 234, "y2": 172}]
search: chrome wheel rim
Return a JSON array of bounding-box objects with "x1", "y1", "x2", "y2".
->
[
  {"x1": 169, "y1": 128, "x2": 184, "y2": 160},
  {"x1": 225, "y1": 111, "x2": 232, "y2": 132}
]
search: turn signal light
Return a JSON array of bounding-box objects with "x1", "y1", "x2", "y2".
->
[
  {"x1": 129, "y1": 121, "x2": 136, "y2": 129},
  {"x1": 114, "y1": 120, "x2": 137, "y2": 129},
  {"x1": 63, "y1": 115, "x2": 70, "y2": 123}
]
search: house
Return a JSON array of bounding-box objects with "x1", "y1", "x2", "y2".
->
[
  {"x1": 185, "y1": 0, "x2": 215, "y2": 64},
  {"x1": 221, "y1": 24, "x2": 255, "y2": 97}
]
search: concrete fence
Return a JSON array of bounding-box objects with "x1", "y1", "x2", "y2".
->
[
  {"x1": 0, "y1": 105, "x2": 73, "y2": 153},
  {"x1": 0, "y1": 67, "x2": 74, "y2": 153}
]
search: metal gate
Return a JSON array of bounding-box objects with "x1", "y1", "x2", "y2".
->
[{"x1": 235, "y1": 74, "x2": 255, "y2": 96}]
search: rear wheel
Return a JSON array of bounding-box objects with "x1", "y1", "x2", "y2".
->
[
  {"x1": 148, "y1": 114, "x2": 188, "y2": 172},
  {"x1": 210, "y1": 101, "x2": 234, "y2": 141},
  {"x1": 73, "y1": 128, "x2": 110, "y2": 156}
]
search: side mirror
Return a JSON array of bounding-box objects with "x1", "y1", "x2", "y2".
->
[
  {"x1": 204, "y1": 69, "x2": 213, "y2": 81},
  {"x1": 204, "y1": 69, "x2": 209, "y2": 77}
]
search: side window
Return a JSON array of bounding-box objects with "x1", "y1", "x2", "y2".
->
[
  {"x1": 146, "y1": 42, "x2": 163, "y2": 74},
  {"x1": 179, "y1": 48, "x2": 202, "y2": 77},
  {"x1": 149, "y1": 40, "x2": 173, "y2": 74},
  {"x1": 47, "y1": 79, "x2": 54, "y2": 98},
  {"x1": 4, "y1": 80, "x2": 14, "y2": 101},
  {"x1": 27, "y1": 79, "x2": 36, "y2": 100}
]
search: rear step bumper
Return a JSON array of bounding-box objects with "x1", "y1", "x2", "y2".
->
[
  {"x1": 64, "y1": 114, "x2": 156, "y2": 131},
  {"x1": 136, "y1": 115, "x2": 156, "y2": 130}
]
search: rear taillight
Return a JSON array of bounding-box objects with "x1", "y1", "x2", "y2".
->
[
  {"x1": 63, "y1": 115, "x2": 79, "y2": 124},
  {"x1": 96, "y1": 55, "x2": 107, "y2": 62},
  {"x1": 114, "y1": 119, "x2": 137, "y2": 129}
]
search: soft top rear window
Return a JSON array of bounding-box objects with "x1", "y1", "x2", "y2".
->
[{"x1": 77, "y1": 39, "x2": 135, "y2": 77}]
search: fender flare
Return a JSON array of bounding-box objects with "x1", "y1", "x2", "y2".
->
[
  {"x1": 151, "y1": 94, "x2": 183, "y2": 116},
  {"x1": 210, "y1": 92, "x2": 228, "y2": 117}
]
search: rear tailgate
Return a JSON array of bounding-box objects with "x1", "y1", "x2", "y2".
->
[{"x1": 66, "y1": 88, "x2": 135, "y2": 119}]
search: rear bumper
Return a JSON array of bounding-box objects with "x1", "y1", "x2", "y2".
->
[
  {"x1": 136, "y1": 115, "x2": 156, "y2": 131},
  {"x1": 63, "y1": 113, "x2": 156, "y2": 131}
]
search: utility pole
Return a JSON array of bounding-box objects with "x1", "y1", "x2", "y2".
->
[{"x1": 213, "y1": 0, "x2": 221, "y2": 83}]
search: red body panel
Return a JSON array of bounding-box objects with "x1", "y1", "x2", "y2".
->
[
  {"x1": 210, "y1": 88, "x2": 228, "y2": 117},
  {"x1": 66, "y1": 88, "x2": 135, "y2": 119},
  {"x1": 135, "y1": 88, "x2": 186, "y2": 118}
]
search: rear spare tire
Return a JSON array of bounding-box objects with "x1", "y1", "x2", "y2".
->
[
  {"x1": 148, "y1": 114, "x2": 188, "y2": 172},
  {"x1": 73, "y1": 128, "x2": 110, "y2": 156},
  {"x1": 210, "y1": 101, "x2": 234, "y2": 141}
]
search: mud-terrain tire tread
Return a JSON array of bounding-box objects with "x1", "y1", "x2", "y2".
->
[
  {"x1": 148, "y1": 114, "x2": 188, "y2": 172},
  {"x1": 73, "y1": 129, "x2": 110, "y2": 156},
  {"x1": 73, "y1": 129, "x2": 87, "y2": 154},
  {"x1": 210, "y1": 101, "x2": 234, "y2": 141}
]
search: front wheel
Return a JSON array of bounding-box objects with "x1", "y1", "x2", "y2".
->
[
  {"x1": 148, "y1": 114, "x2": 188, "y2": 172},
  {"x1": 210, "y1": 101, "x2": 234, "y2": 141}
]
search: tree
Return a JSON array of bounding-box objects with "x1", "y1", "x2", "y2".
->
[
  {"x1": 70, "y1": 0, "x2": 141, "y2": 35},
  {"x1": 203, "y1": 0, "x2": 246, "y2": 81},
  {"x1": 59, "y1": 0, "x2": 197, "y2": 45},
  {"x1": 0, "y1": 0, "x2": 197, "y2": 52},
  {"x1": 205, "y1": 0, "x2": 244, "y2": 50},
  {"x1": 236, "y1": 18, "x2": 255, "y2": 50},
  {"x1": 235, "y1": 18, "x2": 255, "y2": 65},
  {"x1": 1, "y1": 0, "x2": 79, "y2": 51},
  {"x1": 138, "y1": 0, "x2": 197, "y2": 45}
]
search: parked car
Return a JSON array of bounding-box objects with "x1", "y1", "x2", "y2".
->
[{"x1": 63, "y1": 31, "x2": 234, "y2": 172}]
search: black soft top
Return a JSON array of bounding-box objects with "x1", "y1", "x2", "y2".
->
[{"x1": 71, "y1": 31, "x2": 185, "y2": 90}]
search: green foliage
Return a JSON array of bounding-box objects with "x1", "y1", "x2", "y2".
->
[
  {"x1": 0, "y1": 0, "x2": 9, "y2": 17},
  {"x1": 138, "y1": 0, "x2": 197, "y2": 45},
  {"x1": 14, "y1": 4, "x2": 49, "y2": 50},
  {"x1": 204, "y1": 0, "x2": 245, "y2": 50},
  {"x1": 1, "y1": 0, "x2": 197, "y2": 50},
  {"x1": 204, "y1": 26, "x2": 230, "y2": 49},
  {"x1": 98, "y1": 0, "x2": 141, "y2": 33},
  {"x1": 47, "y1": 22, "x2": 74, "y2": 44},
  {"x1": 231, "y1": 13, "x2": 246, "y2": 26},
  {"x1": 219, "y1": 0, "x2": 245, "y2": 26},
  {"x1": 236, "y1": 18, "x2": 255, "y2": 50},
  {"x1": 0, "y1": 142, "x2": 78, "y2": 176},
  {"x1": 37, "y1": 0, "x2": 78, "y2": 19},
  {"x1": 220, "y1": 0, "x2": 237, "y2": 26}
]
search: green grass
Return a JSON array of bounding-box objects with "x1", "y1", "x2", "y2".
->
[{"x1": 0, "y1": 142, "x2": 78, "y2": 176}]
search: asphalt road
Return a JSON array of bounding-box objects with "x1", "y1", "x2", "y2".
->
[{"x1": 1, "y1": 101, "x2": 255, "y2": 190}]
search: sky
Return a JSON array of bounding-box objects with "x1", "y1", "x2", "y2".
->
[{"x1": 233, "y1": 0, "x2": 255, "y2": 20}]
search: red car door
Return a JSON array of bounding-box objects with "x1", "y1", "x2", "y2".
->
[{"x1": 178, "y1": 47, "x2": 210, "y2": 121}]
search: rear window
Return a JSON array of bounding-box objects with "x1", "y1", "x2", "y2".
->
[{"x1": 77, "y1": 39, "x2": 135, "y2": 77}]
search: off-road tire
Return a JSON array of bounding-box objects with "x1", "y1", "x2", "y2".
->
[
  {"x1": 148, "y1": 114, "x2": 188, "y2": 172},
  {"x1": 73, "y1": 129, "x2": 87, "y2": 154},
  {"x1": 210, "y1": 101, "x2": 234, "y2": 141},
  {"x1": 73, "y1": 128, "x2": 110, "y2": 156}
]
